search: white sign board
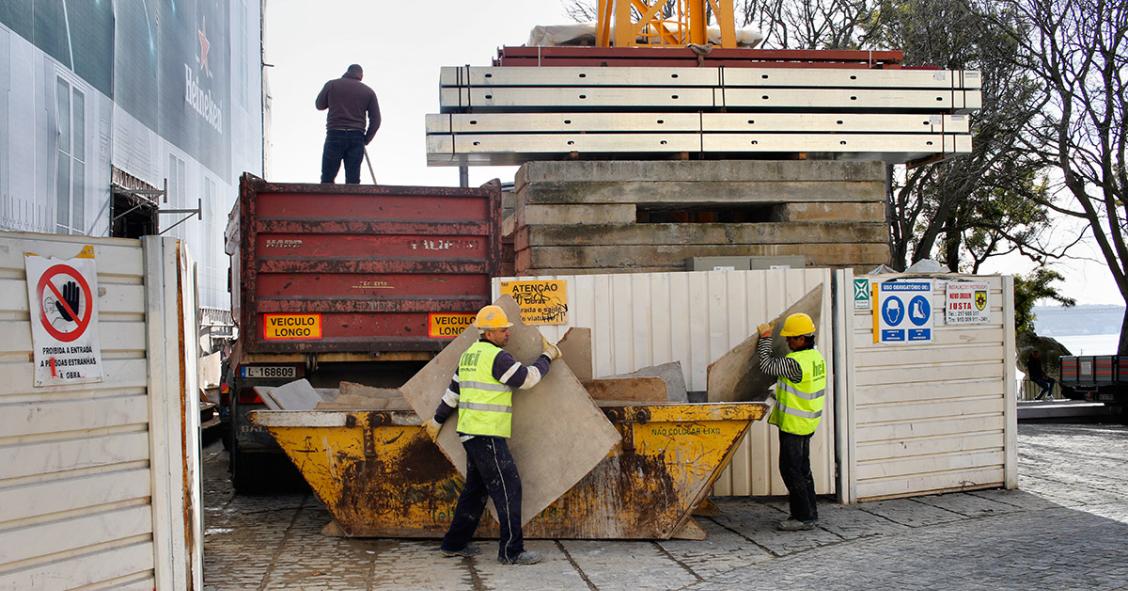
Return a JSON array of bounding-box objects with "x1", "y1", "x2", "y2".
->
[
  {"x1": 876, "y1": 280, "x2": 933, "y2": 343},
  {"x1": 853, "y1": 277, "x2": 872, "y2": 310},
  {"x1": 945, "y1": 281, "x2": 990, "y2": 324},
  {"x1": 24, "y1": 252, "x2": 104, "y2": 386}
]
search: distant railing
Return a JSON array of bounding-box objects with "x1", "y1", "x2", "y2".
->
[{"x1": 1019, "y1": 378, "x2": 1060, "y2": 401}]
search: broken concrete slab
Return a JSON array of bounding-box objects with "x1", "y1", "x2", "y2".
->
[
  {"x1": 318, "y1": 382, "x2": 413, "y2": 410},
  {"x1": 399, "y1": 295, "x2": 621, "y2": 525},
  {"x1": 255, "y1": 379, "x2": 327, "y2": 410},
  {"x1": 583, "y1": 376, "x2": 668, "y2": 402},
  {"x1": 557, "y1": 327, "x2": 593, "y2": 383},
  {"x1": 706, "y1": 285, "x2": 822, "y2": 402},
  {"x1": 609, "y1": 362, "x2": 689, "y2": 402}
]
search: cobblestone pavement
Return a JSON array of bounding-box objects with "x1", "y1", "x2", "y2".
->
[{"x1": 203, "y1": 423, "x2": 1128, "y2": 590}]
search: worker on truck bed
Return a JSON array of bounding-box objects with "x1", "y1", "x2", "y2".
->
[
  {"x1": 757, "y1": 312, "x2": 827, "y2": 532},
  {"x1": 423, "y1": 305, "x2": 562, "y2": 565},
  {"x1": 315, "y1": 64, "x2": 380, "y2": 184}
]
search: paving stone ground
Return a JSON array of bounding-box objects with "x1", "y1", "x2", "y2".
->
[{"x1": 203, "y1": 423, "x2": 1128, "y2": 590}]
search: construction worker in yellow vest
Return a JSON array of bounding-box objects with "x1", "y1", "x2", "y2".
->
[
  {"x1": 423, "y1": 304, "x2": 561, "y2": 565},
  {"x1": 757, "y1": 312, "x2": 827, "y2": 532}
]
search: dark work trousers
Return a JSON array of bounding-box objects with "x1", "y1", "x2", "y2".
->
[
  {"x1": 441, "y1": 436, "x2": 524, "y2": 562},
  {"x1": 320, "y1": 129, "x2": 365, "y2": 184},
  {"x1": 778, "y1": 430, "x2": 818, "y2": 522}
]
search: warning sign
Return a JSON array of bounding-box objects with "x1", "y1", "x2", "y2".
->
[
  {"x1": 25, "y1": 251, "x2": 104, "y2": 386},
  {"x1": 499, "y1": 280, "x2": 568, "y2": 325},
  {"x1": 428, "y1": 312, "x2": 476, "y2": 338},
  {"x1": 945, "y1": 282, "x2": 990, "y2": 325},
  {"x1": 263, "y1": 314, "x2": 322, "y2": 340},
  {"x1": 874, "y1": 280, "x2": 933, "y2": 344}
]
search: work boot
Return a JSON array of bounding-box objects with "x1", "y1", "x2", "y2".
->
[
  {"x1": 777, "y1": 518, "x2": 817, "y2": 531},
  {"x1": 500, "y1": 550, "x2": 542, "y2": 565},
  {"x1": 441, "y1": 545, "x2": 481, "y2": 558}
]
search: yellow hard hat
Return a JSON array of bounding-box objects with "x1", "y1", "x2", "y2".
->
[
  {"x1": 473, "y1": 305, "x2": 513, "y2": 330},
  {"x1": 779, "y1": 313, "x2": 816, "y2": 337}
]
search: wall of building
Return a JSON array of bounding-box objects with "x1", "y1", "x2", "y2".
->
[{"x1": 0, "y1": 0, "x2": 264, "y2": 309}]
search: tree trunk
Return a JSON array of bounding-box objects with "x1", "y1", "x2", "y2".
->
[
  {"x1": 943, "y1": 214, "x2": 961, "y2": 272},
  {"x1": 1119, "y1": 305, "x2": 1128, "y2": 356}
]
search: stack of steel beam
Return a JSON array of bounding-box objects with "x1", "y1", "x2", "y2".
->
[{"x1": 426, "y1": 49, "x2": 979, "y2": 166}]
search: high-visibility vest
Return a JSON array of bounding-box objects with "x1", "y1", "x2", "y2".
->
[
  {"x1": 456, "y1": 341, "x2": 514, "y2": 438},
  {"x1": 768, "y1": 348, "x2": 827, "y2": 436}
]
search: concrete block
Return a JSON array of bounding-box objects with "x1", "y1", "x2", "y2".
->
[
  {"x1": 782, "y1": 201, "x2": 886, "y2": 222},
  {"x1": 520, "y1": 180, "x2": 886, "y2": 205},
  {"x1": 517, "y1": 203, "x2": 637, "y2": 226},
  {"x1": 518, "y1": 159, "x2": 886, "y2": 184},
  {"x1": 519, "y1": 243, "x2": 889, "y2": 270},
  {"x1": 515, "y1": 222, "x2": 888, "y2": 248}
]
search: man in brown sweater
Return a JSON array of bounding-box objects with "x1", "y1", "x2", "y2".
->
[{"x1": 315, "y1": 64, "x2": 381, "y2": 184}]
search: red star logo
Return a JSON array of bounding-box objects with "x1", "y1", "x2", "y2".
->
[{"x1": 197, "y1": 17, "x2": 211, "y2": 77}]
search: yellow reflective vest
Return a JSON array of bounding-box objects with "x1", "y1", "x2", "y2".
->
[
  {"x1": 768, "y1": 348, "x2": 827, "y2": 436},
  {"x1": 457, "y1": 341, "x2": 514, "y2": 438}
]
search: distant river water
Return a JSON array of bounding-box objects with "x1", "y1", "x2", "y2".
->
[{"x1": 1052, "y1": 334, "x2": 1120, "y2": 355}]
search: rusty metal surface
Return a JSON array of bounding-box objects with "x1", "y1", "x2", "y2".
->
[
  {"x1": 493, "y1": 46, "x2": 909, "y2": 69},
  {"x1": 251, "y1": 402, "x2": 767, "y2": 540},
  {"x1": 232, "y1": 174, "x2": 502, "y2": 354}
]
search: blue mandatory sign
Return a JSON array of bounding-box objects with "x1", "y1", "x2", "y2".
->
[
  {"x1": 908, "y1": 295, "x2": 931, "y2": 326},
  {"x1": 881, "y1": 295, "x2": 905, "y2": 327}
]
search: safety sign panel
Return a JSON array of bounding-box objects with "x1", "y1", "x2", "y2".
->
[
  {"x1": 262, "y1": 314, "x2": 322, "y2": 340},
  {"x1": 24, "y1": 251, "x2": 104, "y2": 386},
  {"x1": 946, "y1": 282, "x2": 990, "y2": 325},
  {"x1": 874, "y1": 280, "x2": 933, "y2": 344},
  {"x1": 428, "y1": 312, "x2": 476, "y2": 338},
  {"x1": 853, "y1": 278, "x2": 872, "y2": 310},
  {"x1": 499, "y1": 279, "x2": 568, "y2": 325}
]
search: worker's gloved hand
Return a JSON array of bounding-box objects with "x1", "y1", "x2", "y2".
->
[
  {"x1": 541, "y1": 336, "x2": 562, "y2": 361},
  {"x1": 423, "y1": 418, "x2": 442, "y2": 440},
  {"x1": 757, "y1": 322, "x2": 773, "y2": 338}
]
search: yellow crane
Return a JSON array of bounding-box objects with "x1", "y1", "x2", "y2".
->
[{"x1": 595, "y1": 0, "x2": 736, "y2": 48}]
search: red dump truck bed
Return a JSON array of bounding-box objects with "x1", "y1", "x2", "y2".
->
[{"x1": 226, "y1": 174, "x2": 501, "y2": 355}]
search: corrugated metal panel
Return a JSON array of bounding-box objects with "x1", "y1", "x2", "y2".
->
[
  {"x1": 0, "y1": 232, "x2": 198, "y2": 590},
  {"x1": 492, "y1": 269, "x2": 835, "y2": 496},
  {"x1": 837, "y1": 270, "x2": 1016, "y2": 503}
]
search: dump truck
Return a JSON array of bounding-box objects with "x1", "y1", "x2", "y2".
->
[
  {"x1": 1058, "y1": 355, "x2": 1128, "y2": 421},
  {"x1": 222, "y1": 174, "x2": 501, "y2": 491}
]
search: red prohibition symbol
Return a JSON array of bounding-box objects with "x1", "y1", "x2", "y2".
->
[{"x1": 37, "y1": 264, "x2": 93, "y2": 342}]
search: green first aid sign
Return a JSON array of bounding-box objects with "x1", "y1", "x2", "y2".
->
[{"x1": 853, "y1": 278, "x2": 871, "y2": 310}]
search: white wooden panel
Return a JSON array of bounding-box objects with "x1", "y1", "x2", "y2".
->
[
  {"x1": 856, "y1": 466, "x2": 1005, "y2": 500},
  {"x1": 856, "y1": 449, "x2": 1004, "y2": 481},
  {"x1": 495, "y1": 269, "x2": 834, "y2": 496},
  {"x1": 855, "y1": 431, "x2": 1003, "y2": 462},
  {"x1": 0, "y1": 233, "x2": 199, "y2": 589},
  {"x1": 0, "y1": 320, "x2": 146, "y2": 354},
  {"x1": 0, "y1": 468, "x2": 150, "y2": 523},
  {"x1": 854, "y1": 396, "x2": 1004, "y2": 424},
  {"x1": 0, "y1": 505, "x2": 152, "y2": 565},
  {"x1": 840, "y1": 272, "x2": 1014, "y2": 502},
  {"x1": 857, "y1": 414, "x2": 1005, "y2": 442},
  {"x1": 0, "y1": 541, "x2": 154, "y2": 591},
  {"x1": 0, "y1": 358, "x2": 148, "y2": 397},
  {"x1": 0, "y1": 395, "x2": 149, "y2": 438},
  {"x1": 0, "y1": 430, "x2": 150, "y2": 480}
]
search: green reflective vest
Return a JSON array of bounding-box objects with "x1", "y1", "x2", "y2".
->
[
  {"x1": 768, "y1": 348, "x2": 827, "y2": 436},
  {"x1": 457, "y1": 340, "x2": 514, "y2": 438}
]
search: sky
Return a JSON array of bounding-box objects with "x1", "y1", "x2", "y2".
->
[{"x1": 263, "y1": 0, "x2": 1122, "y2": 307}]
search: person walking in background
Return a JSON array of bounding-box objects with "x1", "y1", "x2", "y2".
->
[
  {"x1": 315, "y1": 64, "x2": 380, "y2": 184},
  {"x1": 757, "y1": 313, "x2": 827, "y2": 531},
  {"x1": 1028, "y1": 349, "x2": 1056, "y2": 401}
]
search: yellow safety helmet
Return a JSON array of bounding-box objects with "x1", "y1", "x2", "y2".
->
[
  {"x1": 473, "y1": 305, "x2": 513, "y2": 330},
  {"x1": 779, "y1": 313, "x2": 816, "y2": 337}
]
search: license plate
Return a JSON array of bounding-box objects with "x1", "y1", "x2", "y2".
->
[{"x1": 241, "y1": 366, "x2": 297, "y2": 379}]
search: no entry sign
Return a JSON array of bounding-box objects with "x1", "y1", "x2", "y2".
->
[{"x1": 25, "y1": 252, "x2": 104, "y2": 386}]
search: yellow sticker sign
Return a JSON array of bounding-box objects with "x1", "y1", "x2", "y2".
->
[
  {"x1": 499, "y1": 280, "x2": 568, "y2": 325},
  {"x1": 263, "y1": 314, "x2": 322, "y2": 340},
  {"x1": 428, "y1": 313, "x2": 476, "y2": 338}
]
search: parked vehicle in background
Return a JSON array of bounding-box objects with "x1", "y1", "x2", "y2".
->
[
  {"x1": 222, "y1": 174, "x2": 501, "y2": 491},
  {"x1": 1058, "y1": 355, "x2": 1128, "y2": 421}
]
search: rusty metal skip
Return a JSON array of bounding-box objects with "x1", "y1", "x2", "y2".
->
[{"x1": 250, "y1": 401, "x2": 767, "y2": 540}]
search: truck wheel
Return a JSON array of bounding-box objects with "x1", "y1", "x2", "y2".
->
[{"x1": 230, "y1": 444, "x2": 260, "y2": 494}]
